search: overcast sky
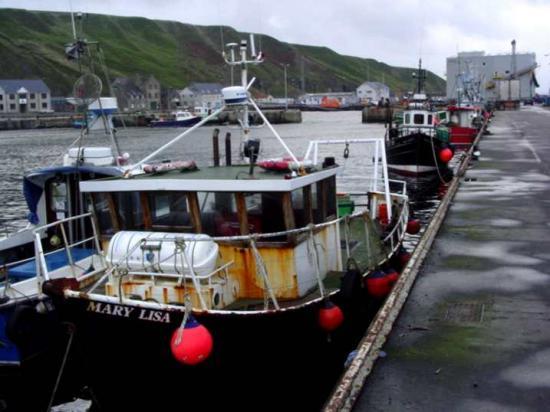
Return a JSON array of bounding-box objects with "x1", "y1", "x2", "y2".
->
[{"x1": 2, "y1": 0, "x2": 549, "y2": 93}]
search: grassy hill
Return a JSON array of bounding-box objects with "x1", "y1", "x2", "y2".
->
[{"x1": 0, "y1": 9, "x2": 446, "y2": 97}]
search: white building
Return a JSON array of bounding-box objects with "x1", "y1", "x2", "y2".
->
[
  {"x1": 179, "y1": 83, "x2": 223, "y2": 111},
  {"x1": 0, "y1": 79, "x2": 51, "y2": 113},
  {"x1": 356, "y1": 82, "x2": 390, "y2": 105},
  {"x1": 446, "y1": 50, "x2": 538, "y2": 101}
]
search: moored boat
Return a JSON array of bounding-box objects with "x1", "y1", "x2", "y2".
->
[
  {"x1": 150, "y1": 110, "x2": 201, "y2": 128},
  {"x1": 9, "y1": 35, "x2": 411, "y2": 410},
  {"x1": 387, "y1": 60, "x2": 453, "y2": 178},
  {"x1": 446, "y1": 103, "x2": 483, "y2": 148}
]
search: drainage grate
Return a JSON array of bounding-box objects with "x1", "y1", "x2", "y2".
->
[{"x1": 444, "y1": 302, "x2": 485, "y2": 323}]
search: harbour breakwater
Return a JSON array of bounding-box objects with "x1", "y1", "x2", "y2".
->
[{"x1": 0, "y1": 109, "x2": 302, "y2": 130}]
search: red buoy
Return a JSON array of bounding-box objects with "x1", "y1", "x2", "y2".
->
[
  {"x1": 407, "y1": 218, "x2": 421, "y2": 235},
  {"x1": 318, "y1": 300, "x2": 344, "y2": 332},
  {"x1": 365, "y1": 270, "x2": 391, "y2": 299},
  {"x1": 170, "y1": 316, "x2": 213, "y2": 366},
  {"x1": 386, "y1": 268, "x2": 399, "y2": 286},
  {"x1": 398, "y1": 247, "x2": 411, "y2": 268},
  {"x1": 439, "y1": 148, "x2": 453, "y2": 163},
  {"x1": 378, "y1": 203, "x2": 389, "y2": 225}
]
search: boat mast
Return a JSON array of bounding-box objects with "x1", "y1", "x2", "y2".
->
[
  {"x1": 415, "y1": 58, "x2": 426, "y2": 94},
  {"x1": 223, "y1": 34, "x2": 263, "y2": 133}
]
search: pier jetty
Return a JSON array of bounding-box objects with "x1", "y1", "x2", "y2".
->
[
  {"x1": 325, "y1": 107, "x2": 550, "y2": 411},
  {"x1": 362, "y1": 106, "x2": 402, "y2": 123},
  {"x1": 0, "y1": 109, "x2": 302, "y2": 130}
]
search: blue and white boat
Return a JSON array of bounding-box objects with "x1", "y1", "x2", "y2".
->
[{"x1": 150, "y1": 110, "x2": 201, "y2": 128}]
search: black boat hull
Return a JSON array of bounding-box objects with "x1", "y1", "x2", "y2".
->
[
  {"x1": 53, "y1": 284, "x2": 378, "y2": 411},
  {"x1": 387, "y1": 131, "x2": 450, "y2": 176}
]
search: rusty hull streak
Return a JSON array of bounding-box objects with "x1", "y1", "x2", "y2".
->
[
  {"x1": 219, "y1": 242, "x2": 298, "y2": 300},
  {"x1": 323, "y1": 120, "x2": 489, "y2": 411}
]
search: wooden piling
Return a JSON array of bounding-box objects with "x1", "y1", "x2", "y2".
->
[
  {"x1": 212, "y1": 128, "x2": 220, "y2": 166},
  {"x1": 225, "y1": 132, "x2": 232, "y2": 166}
]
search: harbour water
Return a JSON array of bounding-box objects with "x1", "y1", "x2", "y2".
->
[{"x1": 0, "y1": 111, "x2": 442, "y2": 235}]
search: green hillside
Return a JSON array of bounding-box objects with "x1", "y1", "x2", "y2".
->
[{"x1": 0, "y1": 9, "x2": 446, "y2": 97}]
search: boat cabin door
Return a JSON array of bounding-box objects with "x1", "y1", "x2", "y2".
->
[{"x1": 46, "y1": 174, "x2": 89, "y2": 244}]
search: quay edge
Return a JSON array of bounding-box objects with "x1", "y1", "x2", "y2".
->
[{"x1": 323, "y1": 115, "x2": 488, "y2": 411}]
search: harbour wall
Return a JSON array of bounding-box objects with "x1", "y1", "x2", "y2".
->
[
  {"x1": 0, "y1": 109, "x2": 302, "y2": 130},
  {"x1": 361, "y1": 106, "x2": 403, "y2": 123}
]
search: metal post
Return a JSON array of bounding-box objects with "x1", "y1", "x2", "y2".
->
[
  {"x1": 225, "y1": 132, "x2": 232, "y2": 166},
  {"x1": 212, "y1": 128, "x2": 220, "y2": 166},
  {"x1": 283, "y1": 64, "x2": 288, "y2": 110}
]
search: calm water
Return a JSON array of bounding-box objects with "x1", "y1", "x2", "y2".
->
[
  {"x1": 0, "y1": 111, "x2": 389, "y2": 228},
  {"x1": 0, "y1": 110, "x2": 444, "y2": 240}
]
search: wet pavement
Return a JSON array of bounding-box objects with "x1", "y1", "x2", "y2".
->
[{"x1": 354, "y1": 107, "x2": 550, "y2": 411}]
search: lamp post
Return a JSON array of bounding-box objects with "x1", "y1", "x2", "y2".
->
[{"x1": 282, "y1": 63, "x2": 289, "y2": 110}]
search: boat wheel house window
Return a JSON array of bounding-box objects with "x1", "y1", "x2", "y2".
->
[
  {"x1": 147, "y1": 192, "x2": 193, "y2": 232},
  {"x1": 91, "y1": 192, "x2": 144, "y2": 236},
  {"x1": 413, "y1": 113, "x2": 425, "y2": 125},
  {"x1": 90, "y1": 177, "x2": 337, "y2": 245}
]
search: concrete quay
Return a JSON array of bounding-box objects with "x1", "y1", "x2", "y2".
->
[
  {"x1": 323, "y1": 106, "x2": 550, "y2": 411},
  {"x1": 348, "y1": 106, "x2": 550, "y2": 411}
]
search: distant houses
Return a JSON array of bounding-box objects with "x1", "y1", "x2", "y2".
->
[
  {"x1": 175, "y1": 83, "x2": 224, "y2": 111},
  {"x1": 0, "y1": 79, "x2": 51, "y2": 113},
  {"x1": 112, "y1": 75, "x2": 161, "y2": 111},
  {"x1": 0, "y1": 74, "x2": 395, "y2": 115},
  {"x1": 356, "y1": 81, "x2": 390, "y2": 105}
]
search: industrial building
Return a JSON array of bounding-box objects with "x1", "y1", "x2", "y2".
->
[{"x1": 446, "y1": 45, "x2": 538, "y2": 103}]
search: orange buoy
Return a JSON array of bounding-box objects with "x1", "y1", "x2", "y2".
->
[
  {"x1": 406, "y1": 218, "x2": 421, "y2": 235},
  {"x1": 365, "y1": 270, "x2": 391, "y2": 299},
  {"x1": 439, "y1": 148, "x2": 453, "y2": 163},
  {"x1": 318, "y1": 300, "x2": 344, "y2": 332},
  {"x1": 170, "y1": 316, "x2": 213, "y2": 366}
]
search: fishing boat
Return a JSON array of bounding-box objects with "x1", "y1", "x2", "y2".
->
[
  {"x1": 0, "y1": 17, "x2": 132, "y2": 409},
  {"x1": 150, "y1": 110, "x2": 201, "y2": 128},
  {"x1": 446, "y1": 103, "x2": 483, "y2": 148},
  {"x1": 387, "y1": 60, "x2": 453, "y2": 177},
  {"x1": 3, "y1": 36, "x2": 411, "y2": 410}
]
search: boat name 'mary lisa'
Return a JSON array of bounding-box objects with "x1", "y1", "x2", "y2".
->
[{"x1": 87, "y1": 301, "x2": 171, "y2": 323}]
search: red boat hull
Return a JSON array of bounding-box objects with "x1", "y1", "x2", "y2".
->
[{"x1": 450, "y1": 126, "x2": 477, "y2": 146}]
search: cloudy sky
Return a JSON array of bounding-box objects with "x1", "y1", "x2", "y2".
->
[{"x1": 2, "y1": 0, "x2": 549, "y2": 93}]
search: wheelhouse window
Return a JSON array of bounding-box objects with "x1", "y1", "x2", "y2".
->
[
  {"x1": 312, "y1": 177, "x2": 337, "y2": 223},
  {"x1": 413, "y1": 114, "x2": 425, "y2": 125},
  {"x1": 197, "y1": 191, "x2": 286, "y2": 241},
  {"x1": 198, "y1": 192, "x2": 238, "y2": 236},
  {"x1": 115, "y1": 193, "x2": 144, "y2": 231},
  {"x1": 292, "y1": 187, "x2": 311, "y2": 228},
  {"x1": 91, "y1": 193, "x2": 117, "y2": 236},
  {"x1": 404, "y1": 113, "x2": 411, "y2": 124},
  {"x1": 91, "y1": 192, "x2": 144, "y2": 236},
  {"x1": 147, "y1": 192, "x2": 192, "y2": 232}
]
